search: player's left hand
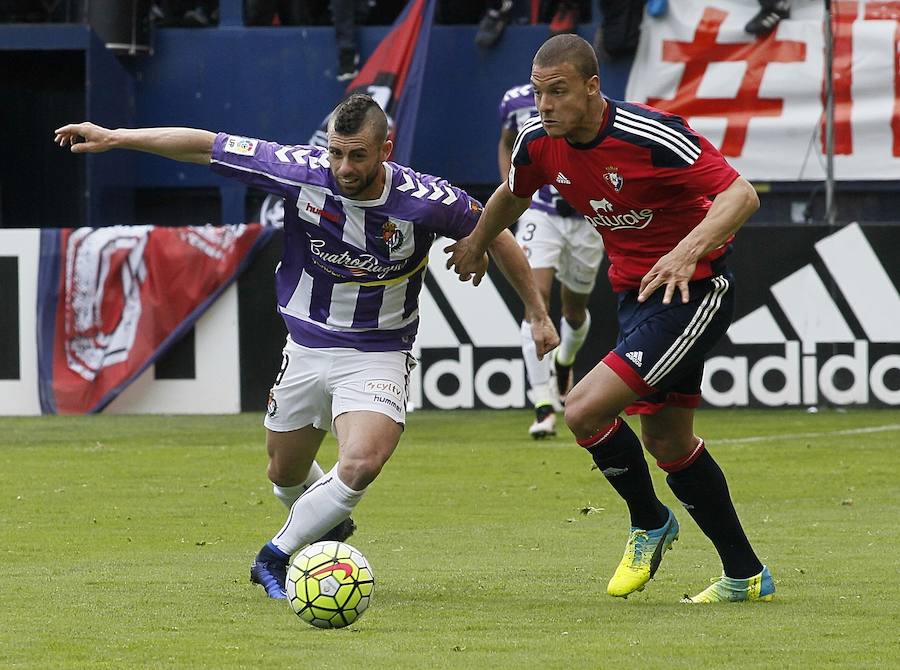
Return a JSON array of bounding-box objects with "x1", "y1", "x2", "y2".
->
[
  {"x1": 444, "y1": 237, "x2": 489, "y2": 286},
  {"x1": 638, "y1": 249, "x2": 697, "y2": 305},
  {"x1": 530, "y1": 313, "x2": 560, "y2": 359}
]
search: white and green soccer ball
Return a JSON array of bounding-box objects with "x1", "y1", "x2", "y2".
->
[{"x1": 286, "y1": 541, "x2": 374, "y2": 628}]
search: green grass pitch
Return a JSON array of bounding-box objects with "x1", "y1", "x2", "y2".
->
[{"x1": 2, "y1": 409, "x2": 898, "y2": 669}]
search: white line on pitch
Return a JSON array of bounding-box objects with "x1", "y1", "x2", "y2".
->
[
  {"x1": 713, "y1": 424, "x2": 900, "y2": 445},
  {"x1": 537, "y1": 423, "x2": 900, "y2": 447}
]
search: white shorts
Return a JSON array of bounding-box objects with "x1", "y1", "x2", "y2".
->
[
  {"x1": 264, "y1": 337, "x2": 417, "y2": 433},
  {"x1": 515, "y1": 208, "x2": 605, "y2": 295}
]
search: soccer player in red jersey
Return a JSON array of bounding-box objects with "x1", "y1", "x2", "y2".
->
[{"x1": 447, "y1": 34, "x2": 774, "y2": 603}]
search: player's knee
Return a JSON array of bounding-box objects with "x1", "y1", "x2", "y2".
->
[
  {"x1": 337, "y1": 450, "x2": 385, "y2": 490},
  {"x1": 564, "y1": 392, "x2": 614, "y2": 438},
  {"x1": 641, "y1": 431, "x2": 692, "y2": 462},
  {"x1": 266, "y1": 461, "x2": 293, "y2": 486}
]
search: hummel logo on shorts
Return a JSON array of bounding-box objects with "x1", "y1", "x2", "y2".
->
[
  {"x1": 555, "y1": 172, "x2": 571, "y2": 185},
  {"x1": 625, "y1": 351, "x2": 643, "y2": 367}
]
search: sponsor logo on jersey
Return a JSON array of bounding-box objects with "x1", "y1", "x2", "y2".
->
[
  {"x1": 306, "y1": 202, "x2": 340, "y2": 224},
  {"x1": 380, "y1": 221, "x2": 405, "y2": 252},
  {"x1": 603, "y1": 165, "x2": 623, "y2": 192},
  {"x1": 585, "y1": 201, "x2": 654, "y2": 231},
  {"x1": 309, "y1": 239, "x2": 408, "y2": 279},
  {"x1": 590, "y1": 198, "x2": 614, "y2": 212},
  {"x1": 224, "y1": 136, "x2": 259, "y2": 156}
]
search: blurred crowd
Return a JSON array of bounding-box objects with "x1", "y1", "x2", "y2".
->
[{"x1": 1, "y1": 1, "x2": 790, "y2": 81}]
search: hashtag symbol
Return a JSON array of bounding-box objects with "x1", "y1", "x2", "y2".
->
[{"x1": 646, "y1": 7, "x2": 806, "y2": 157}]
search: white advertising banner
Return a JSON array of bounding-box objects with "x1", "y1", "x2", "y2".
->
[{"x1": 625, "y1": 0, "x2": 900, "y2": 181}]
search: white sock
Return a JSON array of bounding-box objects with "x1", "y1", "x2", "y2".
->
[
  {"x1": 521, "y1": 320, "x2": 552, "y2": 406},
  {"x1": 557, "y1": 311, "x2": 591, "y2": 366},
  {"x1": 272, "y1": 460, "x2": 326, "y2": 508},
  {"x1": 271, "y1": 464, "x2": 364, "y2": 555}
]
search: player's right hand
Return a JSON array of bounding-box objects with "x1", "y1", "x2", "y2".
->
[
  {"x1": 444, "y1": 236, "x2": 489, "y2": 286},
  {"x1": 530, "y1": 313, "x2": 560, "y2": 360},
  {"x1": 54, "y1": 122, "x2": 114, "y2": 153}
]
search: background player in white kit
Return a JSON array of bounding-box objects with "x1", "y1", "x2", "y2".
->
[
  {"x1": 55, "y1": 94, "x2": 558, "y2": 600},
  {"x1": 499, "y1": 84, "x2": 605, "y2": 439}
]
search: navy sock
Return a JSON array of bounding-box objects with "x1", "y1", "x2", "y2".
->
[
  {"x1": 578, "y1": 418, "x2": 668, "y2": 530},
  {"x1": 663, "y1": 445, "x2": 763, "y2": 579},
  {"x1": 256, "y1": 541, "x2": 289, "y2": 564}
]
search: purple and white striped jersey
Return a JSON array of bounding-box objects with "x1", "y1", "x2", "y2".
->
[
  {"x1": 210, "y1": 133, "x2": 481, "y2": 352},
  {"x1": 499, "y1": 83, "x2": 567, "y2": 216}
]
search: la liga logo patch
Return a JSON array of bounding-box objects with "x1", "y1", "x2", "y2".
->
[{"x1": 224, "y1": 136, "x2": 259, "y2": 156}]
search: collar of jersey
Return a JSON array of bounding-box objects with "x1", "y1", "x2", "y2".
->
[
  {"x1": 565, "y1": 97, "x2": 615, "y2": 151},
  {"x1": 335, "y1": 162, "x2": 394, "y2": 207}
]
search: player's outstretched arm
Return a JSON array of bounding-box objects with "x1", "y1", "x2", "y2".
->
[
  {"x1": 487, "y1": 230, "x2": 559, "y2": 359},
  {"x1": 54, "y1": 122, "x2": 215, "y2": 165},
  {"x1": 638, "y1": 176, "x2": 759, "y2": 305},
  {"x1": 444, "y1": 182, "x2": 531, "y2": 285}
]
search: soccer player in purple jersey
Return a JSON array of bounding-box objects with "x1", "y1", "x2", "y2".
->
[
  {"x1": 447, "y1": 36, "x2": 774, "y2": 603},
  {"x1": 55, "y1": 94, "x2": 558, "y2": 600},
  {"x1": 499, "y1": 82, "x2": 605, "y2": 439}
]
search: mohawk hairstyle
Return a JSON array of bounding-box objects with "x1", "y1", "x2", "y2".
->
[
  {"x1": 330, "y1": 94, "x2": 389, "y2": 142},
  {"x1": 533, "y1": 34, "x2": 599, "y2": 80}
]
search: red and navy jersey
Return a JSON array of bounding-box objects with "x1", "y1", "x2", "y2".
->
[{"x1": 509, "y1": 98, "x2": 740, "y2": 292}]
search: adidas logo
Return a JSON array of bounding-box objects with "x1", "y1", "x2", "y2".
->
[
  {"x1": 555, "y1": 172, "x2": 571, "y2": 185},
  {"x1": 625, "y1": 351, "x2": 643, "y2": 367},
  {"x1": 705, "y1": 223, "x2": 900, "y2": 408}
]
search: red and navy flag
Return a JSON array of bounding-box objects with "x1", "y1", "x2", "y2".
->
[
  {"x1": 310, "y1": 0, "x2": 436, "y2": 164},
  {"x1": 36, "y1": 223, "x2": 273, "y2": 414}
]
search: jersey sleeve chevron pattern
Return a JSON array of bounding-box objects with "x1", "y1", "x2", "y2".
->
[
  {"x1": 392, "y1": 165, "x2": 481, "y2": 241},
  {"x1": 209, "y1": 133, "x2": 331, "y2": 197}
]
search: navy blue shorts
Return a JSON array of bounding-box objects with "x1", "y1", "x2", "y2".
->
[{"x1": 602, "y1": 271, "x2": 735, "y2": 415}]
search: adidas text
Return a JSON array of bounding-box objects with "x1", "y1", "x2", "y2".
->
[{"x1": 702, "y1": 341, "x2": 900, "y2": 407}]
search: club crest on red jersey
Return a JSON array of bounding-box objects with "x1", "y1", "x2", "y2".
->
[{"x1": 603, "y1": 166, "x2": 623, "y2": 193}]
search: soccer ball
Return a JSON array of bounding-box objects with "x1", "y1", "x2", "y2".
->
[{"x1": 286, "y1": 541, "x2": 374, "y2": 628}]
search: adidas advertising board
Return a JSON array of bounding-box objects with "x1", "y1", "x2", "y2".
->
[
  {"x1": 2, "y1": 224, "x2": 898, "y2": 414},
  {"x1": 414, "y1": 224, "x2": 900, "y2": 410},
  {"x1": 705, "y1": 223, "x2": 900, "y2": 408}
]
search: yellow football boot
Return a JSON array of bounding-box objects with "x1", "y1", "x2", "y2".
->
[
  {"x1": 607, "y1": 507, "x2": 679, "y2": 598},
  {"x1": 682, "y1": 566, "x2": 775, "y2": 603}
]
